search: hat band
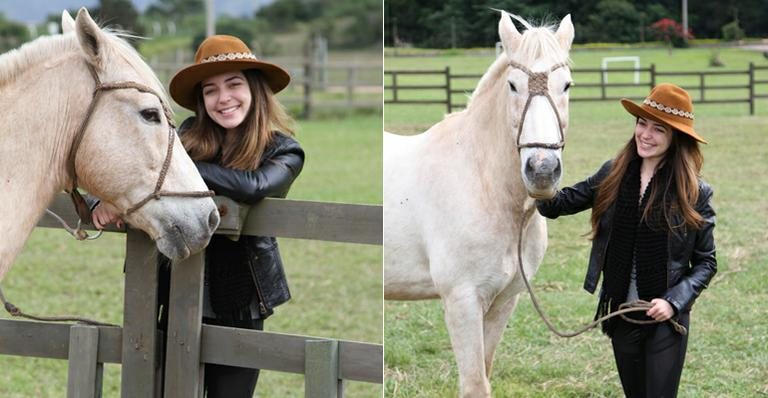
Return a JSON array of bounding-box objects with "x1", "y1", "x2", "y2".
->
[
  {"x1": 643, "y1": 98, "x2": 694, "y2": 120},
  {"x1": 200, "y1": 52, "x2": 258, "y2": 63}
]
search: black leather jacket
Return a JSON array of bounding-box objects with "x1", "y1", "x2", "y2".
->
[
  {"x1": 182, "y1": 118, "x2": 305, "y2": 317},
  {"x1": 536, "y1": 160, "x2": 717, "y2": 314}
]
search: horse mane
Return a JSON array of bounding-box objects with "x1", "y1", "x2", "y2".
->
[
  {"x1": 0, "y1": 29, "x2": 169, "y2": 108},
  {"x1": 467, "y1": 14, "x2": 570, "y2": 111}
]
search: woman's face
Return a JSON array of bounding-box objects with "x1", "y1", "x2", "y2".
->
[
  {"x1": 634, "y1": 117, "x2": 672, "y2": 162},
  {"x1": 201, "y1": 71, "x2": 252, "y2": 131}
]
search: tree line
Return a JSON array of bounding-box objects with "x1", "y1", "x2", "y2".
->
[
  {"x1": 385, "y1": 0, "x2": 768, "y2": 48},
  {"x1": 0, "y1": 0, "x2": 381, "y2": 53}
]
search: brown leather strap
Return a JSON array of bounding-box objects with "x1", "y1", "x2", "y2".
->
[{"x1": 66, "y1": 65, "x2": 213, "y2": 224}]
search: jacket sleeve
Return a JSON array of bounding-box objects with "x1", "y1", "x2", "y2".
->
[
  {"x1": 663, "y1": 182, "x2": 717, "y2": 313},
  {"x1": 194, "y1": 139, "x2": 305, "y2": 204},
  {"x1": 536, "y1": 160, "x2": 612, "y2": 219}
]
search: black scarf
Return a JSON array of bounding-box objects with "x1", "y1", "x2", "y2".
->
[{"x1": 602, "y1": 158, "x2": 672, "y2": 321}]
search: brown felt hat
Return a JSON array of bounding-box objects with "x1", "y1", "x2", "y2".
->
[
  {"x1": 620, "y1": 83, "x2": 707, "y2": 144},
  {"x1": 169, "y1": 35, "x2": 290, "y2": 111}
]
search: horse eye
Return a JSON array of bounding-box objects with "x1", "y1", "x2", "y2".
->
[
  {"x1": 508, "y1": 81, "x2": 517, "y2": 93},
  {"x1": 140, "y1": 108, "x2": 161, "y2": 124},
  {"x1": 564, "y1": 82, "x2": 572, "y2": 92}
]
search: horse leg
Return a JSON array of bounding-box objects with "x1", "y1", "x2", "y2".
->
[
  {"x1": 442, "y1": 288, "x2": 491, "y2": 398},
  {"x1": 482, "y1": 292, "x2": 520, "y2": 377}
]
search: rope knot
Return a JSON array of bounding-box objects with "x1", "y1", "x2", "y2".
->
[{"x1": 528, "y1": 73, "x2": 549, "y2": 95}]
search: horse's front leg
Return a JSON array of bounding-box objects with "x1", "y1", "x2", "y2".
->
[
  {"x1": 482, "y1": 291, "x2": 520, "y2": 377},
  {"x1": 441, "y1": 286, "x2": 491, "y2": 398}
]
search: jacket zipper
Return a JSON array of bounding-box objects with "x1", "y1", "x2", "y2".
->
[{"x1": 248, "y1": 255, "x2": 269, "y2": 316}]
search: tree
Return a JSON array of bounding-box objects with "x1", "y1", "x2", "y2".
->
[
  {"x1": 650, "y1": 18, "x2": 693, "y2": 49},
  {"x1": 0, "y1": 12, "x2": 29, "y2": 52},
  {"x1": 92, "y1": 0, "x2": 144, "y2": 38},
  {"x1": 145, "y1": 0, "x2": 204, "y2": 24}
]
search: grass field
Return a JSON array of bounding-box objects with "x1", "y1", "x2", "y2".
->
[
  {"x1": 384, "y1": 48, "x2": 768, "y2": 396},
  {"x1": 0, "y1": 114, "x2": 383, "y2": 397}
]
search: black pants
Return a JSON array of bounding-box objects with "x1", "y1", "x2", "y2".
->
[
  {"x1": 610, "y1": 312, "x2": 690, "y2": 398},
  {"x1": 202, "y1": 316, "x2": 264, "y2": 398}
]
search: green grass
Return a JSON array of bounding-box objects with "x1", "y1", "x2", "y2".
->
[
  {"x1": 384, "y1": 50, "x2": 768, "y2": 396},
  {"x1": 0, "y1": 115, "x2": 382, "y2": 397}
]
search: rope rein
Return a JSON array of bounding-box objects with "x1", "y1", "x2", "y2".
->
[{"x1": 517, "y1": 203, "x2": 687, "y2": 337}]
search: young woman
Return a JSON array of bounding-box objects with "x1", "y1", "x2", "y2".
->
[
  {"x1": 536, "y1": 83, "x2": 716, "y2": 397},
  {"x1": 93, "y1": 35, "x2": 304, "y2": 397}
]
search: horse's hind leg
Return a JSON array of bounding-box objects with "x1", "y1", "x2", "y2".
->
[
  {"x1": 483, "y1": 292, "x2": 520, "y2": 377},
  {"x1": 442, "y1": 288, "x2": 491, "y2": 398}
]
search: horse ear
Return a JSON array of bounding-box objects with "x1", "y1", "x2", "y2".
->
[
  {"x1": 498, "y1": 10, "x2": 521, "y2": 57},
  {"x1": 555, "y1": 14, "x2": 574, "y2": 51},
  {"x1": 61, "y1": 11, "x2": 75, "y2": 34},
  {"x1": 75, "y1": 7, "x2": 105, "y2": 69}
]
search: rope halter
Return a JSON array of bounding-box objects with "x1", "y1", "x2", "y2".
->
[{"x1": 509, "y1": 60, "x2": 570, "y2": 151}]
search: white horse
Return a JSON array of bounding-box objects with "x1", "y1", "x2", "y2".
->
[
  {"x1": 384, "y1": 12, "x2": 574, "y2": 396},
  {"x1": 0, "y1": 8, "x2": 219, "y2": 281}
]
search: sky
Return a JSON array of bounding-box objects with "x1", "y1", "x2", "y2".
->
[{"x1": 0, "y1": 0, "x2": 272, "y2": 24}]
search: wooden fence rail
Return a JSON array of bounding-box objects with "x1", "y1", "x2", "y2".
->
[
  {"x1": 385, "y1": 63, "x2": 768, "y2": 114},
  {"x1": 0, "y1": 194, "x2": 382, "y2": 397}
]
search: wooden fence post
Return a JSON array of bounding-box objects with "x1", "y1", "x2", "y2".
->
[
  {"x1": 749, "y1": 62, "x2": 755, "y2": 115},
  {"x1": 67, "y1": 325, "x2": 102, "y2": 398},
  {"x1": 392, "y1": 72, "x2": 398, "y2": 102},
  {"x1": 305, "y1": 340, "x2": 342, "y2": 398},
  {"x1": 699, "y1": 73, "x2": 706, "y2": 102},
  {"x1": 445, "y1": 66, "x2": 452, "y2": 113},
  {"x1": 122, "y1": 229, "x2": 160, "y2": 398},
  {"x1": 303, "y1": 60, "x2": 313, "y2": 119},
  {"x1": 346, "y1": 67, "x2": 356, "y2": 109},
  {"x1": 163, "y1": 250, "x2": 205, "y2": 398},
  {"x1": 650, "y1": 64, "x2": 656, "y2": 89}
]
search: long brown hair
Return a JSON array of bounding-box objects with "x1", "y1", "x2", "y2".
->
[
  {"x1": 181, "y1": 69, "x2": 294, "y2": 170},
  {"x1": 590, "y1": 122, "x2": 704, "y2": 237}
]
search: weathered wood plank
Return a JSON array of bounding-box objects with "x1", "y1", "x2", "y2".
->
[
  {"x1": 305, "y1": 340, "x2": 341, "y2": 398},
  {"x1": 240, "y1": 199, "x2": 382, "y2": 245},
  {"x1": 0, "y1": 319, "x2": 122, "y2": 362},
  {"x1": 200, "y1": 325, "x2": 382, "y2": 384},
  {"x1": 38, "y1": 195, "x2": 383, "y2": 246},
  {"x1": 121, "y1": 230, "x2": 160, "y2": 398},
  {"x1": 163, "y1": 252, "x2": 205, "y2": 398},
  {"x1": 67, "y1": 325, "x2": 101, "y2": 398},
  {"x1": 338, "y1": 340, "x2": 383, "y2": 384}
]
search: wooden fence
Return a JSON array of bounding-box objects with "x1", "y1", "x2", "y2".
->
[
  {"x1": 0, "y1": 194, "x2": 382, "y2": 397},
  {"x1": 385, "y1": 63, "x2": 768, "y2": 114}
]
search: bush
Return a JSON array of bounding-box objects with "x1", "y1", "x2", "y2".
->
[
  {"x1": 649, "y1": 18, "x2": 693, "y2": 48},
  {"x1": 721, "y1": 20, "x2": 745, "y2": 41}
]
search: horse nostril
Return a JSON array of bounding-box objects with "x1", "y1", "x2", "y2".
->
[
  {"x1": 554, "y1": 161, "x2": 562, "y2": 178},
  {"x1": 208, "y1": 208, "x2": 220, "y2": 232}
]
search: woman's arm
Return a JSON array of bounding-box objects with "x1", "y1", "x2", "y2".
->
[
  {"x1": 662, "y1": 182, "x2": 717, "y2": 313},
  {"x1": 535, "y1": 160, "x2": 612, "y2": 218},
  {"x1": 195, "y1": 137, "x2": 305, "y2": 204}
]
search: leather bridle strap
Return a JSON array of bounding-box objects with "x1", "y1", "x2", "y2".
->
[
  {"x1": 66, "y1": 67, "x2": 213, "y2": 223},
  {"x1": 509, "y1": 60, "x2": 569, "y2": 151}
]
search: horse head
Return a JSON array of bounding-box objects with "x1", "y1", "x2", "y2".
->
[
  {"x1": 498, "y1": 12, "x2": 574, "y2": 199},
  {"x1": 64, "y1": 8, "x2": 219, "y2": 259}
]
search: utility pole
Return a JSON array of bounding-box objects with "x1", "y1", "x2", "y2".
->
[
  {"x1": 682, "y1": 0, "x2": 688, "y2": 39},
  {"x1": 206, "y1": 0, "x2": 215, "y2": 37}
]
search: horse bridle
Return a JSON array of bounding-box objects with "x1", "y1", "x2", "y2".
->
[
  {"x1": 67, "y1": 65, "x2": 214, "y2": 223},
  {"x1": 509, "y1": 60, "x2": 569, "y2": 151}
]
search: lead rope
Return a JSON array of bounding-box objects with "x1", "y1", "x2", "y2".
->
[
  {"x1": 517, "y1": 204, "x2": 687, "y2": 337},
  {"x1": 0, "y1": 284, "x2": 116, "y2": 326}
]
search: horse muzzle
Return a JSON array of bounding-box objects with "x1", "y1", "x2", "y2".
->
[{"x1": 523, "y1": 150, "x2": 562, "y2": 199}]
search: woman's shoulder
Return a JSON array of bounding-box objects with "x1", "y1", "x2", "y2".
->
[
  {"x1": 697, "y1": 179, "x2": 714, "y2": 201},
  {"x1": 269, "y1": 131, "x2": 302, "y2": 151}
]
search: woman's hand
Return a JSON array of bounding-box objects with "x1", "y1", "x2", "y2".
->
[
  {"x1": 91, "y1": 202, "x2": 124, "y2": 229},
  {"x1": 646, "y1": 298, "x2": 674, "y2": 321}
]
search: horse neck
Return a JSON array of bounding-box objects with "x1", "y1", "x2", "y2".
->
[{"x1": 0, "y1": 49, "x2": 90, "y2": 280}]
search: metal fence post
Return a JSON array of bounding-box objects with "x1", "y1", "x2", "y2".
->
[{"x1": 67, "y1": 324, "x2": 102, "y2": 398}]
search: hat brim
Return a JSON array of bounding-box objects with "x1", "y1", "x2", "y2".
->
[
  {"x1": 169, "y1": 60, "x2": 290, "y2": 111},
  {"x1": 620, "y1": 98, "x2": 707, "y2": 144}
]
